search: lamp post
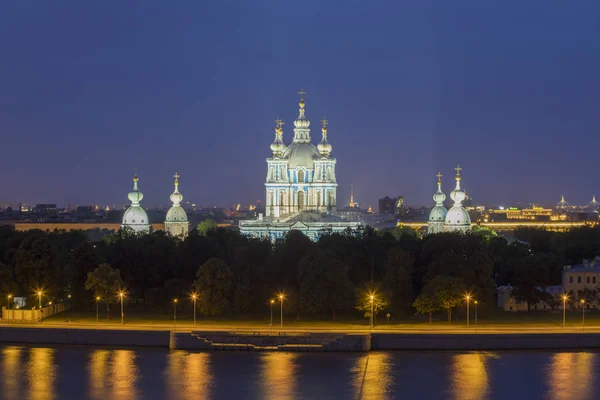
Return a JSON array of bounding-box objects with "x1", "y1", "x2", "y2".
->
[
  {"x1": 191, "y1": 293, "x2": 197, "y2": 326},
  {"x1": 369, "y1": 294, "x2": 375, "y2": 330},
  {"x1": 118, "y1": 291, "x2": 125, "y2": 325},
  {"x1": 474, "y1": 300, "x2": 478, "y2": 327},
  {"x1": 561, "y1": 294, "x2": 569, "y2": 328},
  {"x1": 278, "y1": 293, "x2": 285, "y2": 329},
  {"x1": 36, "y1": 290, "x2": 43, "y2": 309},
  {"x1": 581, "y1": 299, "x2": 585, "y2": 332},
  {"x1": 465, "y1": 294, "x2": 471, "y2": 328},
  {"x1": 269, "y1": 299, "x2": 274, "y2": 330},
  {"x1": 173, "y1": 298, "x2": 178, "y2": 329},
  {"x1": 96, "y1": 296, "x2": 100, "y2": 323},
  {"x1": 7, "y1": 294, "x2": 12, "y2": 309}
]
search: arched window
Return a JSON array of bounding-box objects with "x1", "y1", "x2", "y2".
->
[
  {"x1": 269, "y1": 191, "x2": 274, "y2": 207},
  {"x1": 327, "y1": 190, "x2": 333, "y2": 208},
  {"x1": 316, "y1": 191, "x2": 322, "y2": 207},
  {"x1": 298, "y1": 191, "x2": 305, "y2": 210},
  {"x1": 297, "y1": 169, "x2": 305, "y2": 183},
  {"x1": 280, "y1": 191, "x2": 285, "y2": 207}
]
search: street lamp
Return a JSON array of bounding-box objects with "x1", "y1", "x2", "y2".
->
[
  {"x1": 7, "y1": 294, "x2": 12, "y2": 309},
  {"x1": 269, "y1": 299, "x2": 275, "y2": 330},
  {"x1": 474, "y1": 300, "x2": 478, "y2": 327},
  {"x1": 465, "y1": 294, "x2": 472, "y2": 328},
  {"x1": 581, "y1": 299, "x2": 585, "y2": 331},
  {"x1": 561, "y1": 294, "x2": 569, "y2": 328},
  {"x1": 118, "y1": 291, "x2": 126, "y2": 325},
  {"x1": 36, "y1": 290, "x2": 43, "y2": 309},
  {"x1": 96, "y1": 296, "x2": 101, "y2": 323},
  {"x1": 191, "y1": 293, "x2": 198, "y2": 326},
  {"x1": 369, "y1": 294, "x2": 375, "y2": 330},
  {"x1": 278, "y1": 293, "x2": 285, "y2": 329},
  {"x1": 173, "y1": 298, "x2": 178, "y2": 328}
]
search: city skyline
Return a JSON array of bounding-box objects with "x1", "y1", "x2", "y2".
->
[{"x1": 1, "y1": 2, "x2": 599, "y2": 208}]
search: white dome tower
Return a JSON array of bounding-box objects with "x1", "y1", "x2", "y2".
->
[
  {"x1": 165, "y1": 173, "x2": 189, "y2": 238},
  {"x1": 444, "y1": 165, "x2": 471, "y2": 233},
  {"x1": 317, "y1": 118, "x2": 332, "y2": 157},
  {"x1": 428, "y1": 172, "x2": 447, "y2": 235},
  {"x1": 121, "y1": 173, "x2": 151, "y2": 234}
]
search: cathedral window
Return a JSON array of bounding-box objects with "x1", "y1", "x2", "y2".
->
[{"x1": 297, "y1": 169, "x2": 305, "y2": 183}]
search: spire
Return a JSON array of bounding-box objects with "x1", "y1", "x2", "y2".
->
[
  {"x1": 433, "y1": 172, "x2": 446, "y2": 205},
  {"x1": 128, "y1": 173, "x2": 144, "y2": 206},
  {"x1": 170, "y1": 173, "x2": 183, "y2": 206},
  {"x1": 293, "y1": 89, "x2": 311, "y2": 142},
  {"x1": 349, "y1": 184, "x2": 355, "y2": 208},
  {"x1": 270, "y1": 119, "x2": 286, "y2": 157},
  {"x1": 317, "y1": 117, "x2": 332, "y2": 157}
]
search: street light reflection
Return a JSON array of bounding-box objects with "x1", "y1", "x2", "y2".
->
[
  {"x1": 167, "y1": 351, "x2": 213, "y2": 399},
  {"x1": 261, "y1": 352, "x2": 297, "y2": 399},
  {"x1": 89, "y1": 350, "x2": 110, "y2": 400},
  {"x1": 548, "y1": 352, "x2": 593, "y2": 400},
  {"x1": 1, "y1": 346, "x2": 23, "y2": 399},
  {"x1": 353, "y1": 352, "x2": 393, "y2": 399},
  {"x1": 450, "y1": 352, "x2": 490, "y2": 400},
  {"x1": 27, "y1": 347, "x2": 56, "y2": 400},
  {"x1": 111, "y1": 350, "x2": 138, "y2": 400}
]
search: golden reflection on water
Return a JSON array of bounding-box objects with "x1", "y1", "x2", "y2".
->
[
  {"x1": 27, "y1": 347, "x2": 57, "y2": 400},
  {"x1": 1, "y1": 346, "x2": 23, "y2": 399},
  {"x1": 354, "y1": 352, "x2": 393, "y2": 400},
  {"x1": 261, "y1": 352, "x2": 298, "y2": 399},
  {"x1": 450, "y1": 352, "x2": 490, "y2": 400},
  {"x1": 167, "y1": 351, "x2": 213, "y2": 399},
  {"x1": 549, "y1": 352, "x2": 594, "y2": 400},
  {"x1": 88, "y1": 349, "x2": 138, "y2": 400}
]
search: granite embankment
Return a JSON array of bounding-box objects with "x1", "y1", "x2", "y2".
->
[{"x1": 2, "y1": 326, "x2": 600, "y2": 352}]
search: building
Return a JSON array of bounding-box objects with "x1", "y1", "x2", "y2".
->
[
  {"x1": 427, "y1": 173, "x2": 447, "y2": 234},
  {"x1": 490, "y1": 206, "x2": 553, "y2": 221},
  {"x1": 264, "y1": 93, "x2": 337, "y2": 218},
  {"x1": 164, "y1": 173, "x2": 189, "y2": 238},
  {"x1": 497, "y1": 285, "x2": 562, "y2": 312},
  {"x1": 121, "y1": 174, "x2": 151, "y2": 233},
  {"x1": 379, "y1": 196, "x2": 403, "y2": 216},
  {"x1": 239, "y1": 92, "x2": 362, "y2": 241},
  {"x1": 427, "y1": 166, "x2": 471, "y2": 235},
  {"x1": 563, "y1": 257, "x2": 600, "y2": 305}
]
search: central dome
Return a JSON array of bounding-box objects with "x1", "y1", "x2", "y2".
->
[{"x1": 282, "y1": 141, "x2": 320, "y2": 169}]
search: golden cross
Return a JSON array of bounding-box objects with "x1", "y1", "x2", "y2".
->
[
  {"x1": 455, "y1": 165, "x2": 462, "y2": 174},
  {"x1": 174, "y1": 172, "x2": 180, "y2": 182},
  {"x1": 321, "y1": 117, "x2": 328, "y2": 127},
  {"x1": 275, "y1": 119, "x2": 284, "y2": 128},
  {"x1": 436, "y1": 172, "x2": 442, "y2": 181},
  {"x1": 298, "y1": 88, "x2": 306, "y2": 100}
]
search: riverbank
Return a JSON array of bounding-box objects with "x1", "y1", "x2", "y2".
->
[{"x1": 3, "y1": 324, "x2": 600, "y2": 351}]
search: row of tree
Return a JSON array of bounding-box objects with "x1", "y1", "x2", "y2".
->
[{"x1": 1, "y1": 223, "x2": 600, "y2": 320}]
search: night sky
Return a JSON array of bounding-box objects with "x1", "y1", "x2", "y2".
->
[{"x1": 1, "y1": 1, "x2": 599, "y2": 209}]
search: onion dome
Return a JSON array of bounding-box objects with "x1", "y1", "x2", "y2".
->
[
  {"x1": 317, "y1": 118, "x2": 332, "y2": 157},
  {"x1": 292, "y1": 89, "x2": 311, "y2": 142},
  {"x1": 444, "y1": 165, "x2": 471, "y2": 231},
  {"x1": 270, "y1": 120, "x2": 286, "y2": 157},
  {"x1": 449, "y1": 165, "x2": 466, "y2": 206},
  {"x1": 128, "y1": 174, "x2": 144, "y2": 205},
  {"x1": 428, "y1": 173, "x2": 448, "y2": 228},
  {"x1": 433, "y1": 172, "x2": 446, "y2": 205}
]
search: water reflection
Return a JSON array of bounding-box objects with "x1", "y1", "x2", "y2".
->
[
  {"x1": 27, "y1": 347, "x2": 57, "y2": 400},
  {"x1": 549, "y1": 352, "x2": 594, "y2": 400},
  {"x1": 88, "y1": 349, "x2": 110, "y2": 400},
  {"x1": 166, "y1": 351, "x2": 213, "y2": 399},
  {"x1": 261, "y1": 352, "x2": 297, "y2": 399},
  {"x1": 111, "y1": 350, "x2": 138, "y2": 400},
  {"x1": 450, "y1": 352, "x2": 490, "y2": 400},
  {"x1": 1, "y1": 346, "x2": 23, "y2": 399},
  {"x1": 353, "y1": 352, "x2": 393, "y2": 399}
]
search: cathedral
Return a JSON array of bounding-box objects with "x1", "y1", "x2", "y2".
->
[
  {"x1": 240, "y1": 92, "x2": 361, "y2": 241},
  {"x1": 121, "y1": 173, "x2": 189, "y2": 237},
  {"x1": 427, "y1": 166, "x2": 472, "y2": 235}
]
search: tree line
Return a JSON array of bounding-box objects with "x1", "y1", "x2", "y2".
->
[{"x1": 1, "y1": 223, "x2": 600, "y2": 321}]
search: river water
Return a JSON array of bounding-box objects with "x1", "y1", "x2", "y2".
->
[{"x1": 0, "y1": 345, "x2": 597, "y2": 399}]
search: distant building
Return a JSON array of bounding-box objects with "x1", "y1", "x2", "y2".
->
[
  {"x1": 497, "y1": 285, "x2": 562, "y2": 312},
  {"x1": 121, "y1": 174, "x2": 151, "y2": 233},
  {"x1": 379, "y1": 196, "x2": 395, "y2": 215},
  {"x1": 490, "y1": 206, "x2": 553, "y2": 221},
  {"x1": 33, "y1": 204, "x2": 58, "y2": 218},
  {"x1": 427, "y1": 166, "x2": 471, "y2": 235}
]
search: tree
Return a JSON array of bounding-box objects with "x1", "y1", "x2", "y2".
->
[
  {"x1": 511, "y1": 256, "x2": 550, "y2": 312},
  {"x1": 422, "y1": 276, "x2": 465, "y2": 323},
  {"x1": 70, "y1": 241, "x2": 99, "y2": 307},
  {"x1": 413, "y1": 293, "x2": 439, "y2": 323},
  {"x1": 297, "y1": 251, "x2": 354, "y2": 319},
  {"x1": 355, "y1": 287, "x2": 389, "y2": 325},
  {"x1": 85, "y1": 263, "x2": 125, "y2": 319},
  {"x1": 194, "y1": 258, "x2": 233, "y2": 316},
  {"x1": 0, "y1": 262, "x2": 17, "y2": 301},
  {"x1": 14, "y1": 236, "x2": 61, "y2": 300},
  {"x1": 197, "y1": 219, "x2": 218, "y2": 235},
  {"x1": 383, "y1": 247, "x2": 414, "y2": 315}
]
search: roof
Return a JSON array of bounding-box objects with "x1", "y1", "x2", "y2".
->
[{"x1": 282, "y1": 141, "x2": 320, "y2": 169}]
